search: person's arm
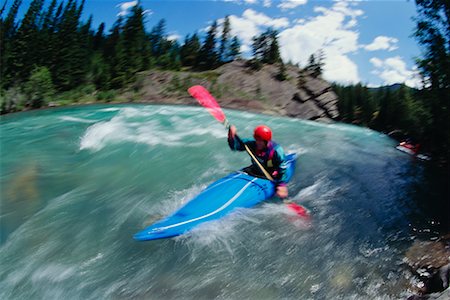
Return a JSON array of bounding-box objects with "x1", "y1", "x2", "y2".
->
[
  {"x1": 273, "y1": 146, "x2": 289, "y2": 198},
  {"x1": 228, "y1": 125, "x2": 247, "y2": 151}
]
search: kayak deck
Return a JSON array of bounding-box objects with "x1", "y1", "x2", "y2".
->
[{"x1": 134, "y1": 153, "x2": 297, "y2": 241}]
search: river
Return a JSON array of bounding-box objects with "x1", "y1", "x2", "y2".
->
[{"x1": 0, "y1": 104, "x2": 446, "y2": 299}]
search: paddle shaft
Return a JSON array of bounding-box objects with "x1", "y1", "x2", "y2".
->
[
  {"x1": 232, "y1": 129, "x2": 275, "y2": 182},
  {"x1": 188, "y1": 85, "x2": 274, "y2": 181},
  {"x1": 188, "y1": 85, "x2": 311, "y2": 218}
]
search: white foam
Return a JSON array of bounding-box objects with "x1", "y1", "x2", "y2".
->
[
  {"x1": 59, "y1": 116, "x2": 97, "y2": 124},
  {"x1": 80, "y1": 118, "x2": 131, "y2": 151},
  {"x1": 286, "y1": 145, "x2": 308, "y2": 156},
  {"x1": 79, "y1": 106, "x2": 229, "y2": 151},
  {"x1": 178, "y1": 208, "x2": 255, "y2": 257},
  {"x1": 294, "y1": 178, "x2": 324, "y2": 200},
  {"x1": 81, "y1": 253, "x2": 104, "y2": 269},
  {"x1": 31, "y1": 264, "x2": 76, "y2": 283},
  {"x1": 99, "y1": 107, "x2": 121, "y2": 112},
  {"x1": 141, "y1": 184, "x2": 207, "y2": 219}
]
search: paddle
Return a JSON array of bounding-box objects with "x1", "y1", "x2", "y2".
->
[
  {"x1": 188, "y1": 85, "x2": 310, "y2": 219},
  {"x1": 187, "y1": 85, "x2": 274, "y2": 181}
]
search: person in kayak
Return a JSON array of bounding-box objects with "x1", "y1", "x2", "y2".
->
[{"x1": 228, "y1": 124, "x2": 289, "y2": 198}]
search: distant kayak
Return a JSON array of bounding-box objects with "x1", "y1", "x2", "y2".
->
[
  {"x1": 134, "y1": 153, "x2": 297, "y2": 241},
  {"x1": 396, "y1": 145, "x2": 417, "y2": 156},
  {"x1": 396, "y1": 145, "x2": 431, "y2": 161}
]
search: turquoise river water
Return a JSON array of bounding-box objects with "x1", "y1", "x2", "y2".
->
[{"x1": 0, "y1": 104, "x2": 447, "y2": 299}]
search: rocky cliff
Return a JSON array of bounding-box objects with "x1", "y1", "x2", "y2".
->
[{"x1": 136, "y1": 60, "x2": 339, "y2": 122}]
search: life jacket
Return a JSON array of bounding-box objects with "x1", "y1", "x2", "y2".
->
[{"x1": 254, "y1": 141, "x2": 277, "y2": 172}]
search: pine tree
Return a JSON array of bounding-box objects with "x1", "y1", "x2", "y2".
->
[
  {"x1": 414, "y1": 0, "x2": 449, "y2": 158},
  {"x1": 51, "y1": 0, "x2": 87, "y2": 90},
  {"x1": 219, "y1": 15, "x2": 231, "y2": 63},
  {"x1": 122, "y1": 3, "x2": 148, "y2": 78},
  {"x1": 306, "y1": 50, "x2": 325, "y2": 78},
  {"x1": 89, "y1": 52, "x2": 109, "y2": 90},
  {"x1": 104, "y1": 17, "x2": 127, "y2": 89},
  {"x1": 359, "y1": 85, "x2": 376, "y2": 126},
  {"x1": 180, "y1": 33, "x2": 200, "y2": 67},
  {"x1": 9, "y1": 0, "x2": 44, "y2": 84},
  {"x1": 266, "y1": 29, "x2": 281, "y2": 64},
  {"x1": 40, "y1": 0, "x2": 57, "y2": 30},
  {"x1": 1, "y1": 0, "x2": 22, "y2": 38},
  {"x1": 93, "y1": 22, "x2": 105, "y2": 51},
  {"x1": 0, "y1": 1, "x2": 7, "y2": 17},
  {"x1": 149, "y1": 19, "x2": 167, "y2": 58},
  {"x1": 228, "y1": 36, "x2": 241, "y2": 60},
  {"x1": 38, "y1": 0, "x2": 57, "y2": 68},
  {"x1": 276, "y1": 62, "x2": 287, "y2": 81},
  {"x1": 251, "y1": 28, "x2": 281, "y2": 64},
  {"x1": 158, "y1": 40, "x2": 181, "y2": 70},
  {"x1": 197, "y1": 20, "x2": 219, "y2": 69},
  {"x1": 0, "y1": 0, "x2": 23, "y2": 88}
]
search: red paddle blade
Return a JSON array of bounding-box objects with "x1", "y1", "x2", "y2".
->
[
  {"x1": 188, "y1": 85, "x2": 226, "y2": 123},
  {"x1": 286, "y1": 202, "x2": 311, "y2": 229},
  {"x1": 286, "y1": 203, "x2": 310, "y2": 219}
]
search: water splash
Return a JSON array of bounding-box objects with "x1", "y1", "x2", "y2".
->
[{"x1": 0, "y1": 104, "x2": 434, "y2": 299}]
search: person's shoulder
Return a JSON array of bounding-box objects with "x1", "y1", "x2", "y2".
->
[
  {"x1": 272, "y1": 141, "x2": 282, "y2": 149},
  {"x1": 272, "y1": 141, "x2": 285, "y2": 155},
  {"x1": 242, "y1": 138, "x2": 256, "y2": 145}
]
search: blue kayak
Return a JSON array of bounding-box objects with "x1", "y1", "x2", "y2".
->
[{"x1": 133, "y1": 153, "x2": 297, "y2": 241}]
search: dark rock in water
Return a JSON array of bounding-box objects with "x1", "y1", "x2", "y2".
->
[{"x1": 405, "y1": 236, "x2": 450, "y2": 298}]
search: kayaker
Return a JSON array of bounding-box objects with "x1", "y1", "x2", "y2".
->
[{"x1": 228, "y1": 125, "x2": 289, "y2": 198}]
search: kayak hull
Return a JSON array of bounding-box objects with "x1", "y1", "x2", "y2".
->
[
  {"x1": 396, "y1": 145, "x2": 431, "y2": 161},
  {"x1": 134, "y1": 153, "x2": 297, "y2": 241}
]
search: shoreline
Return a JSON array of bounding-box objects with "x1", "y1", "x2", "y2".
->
[{"x1": 2, "y1": 100, "x2": 449, "y2": 296}]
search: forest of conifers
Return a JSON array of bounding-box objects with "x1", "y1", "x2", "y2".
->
[
  {"x1": 333, "y1": 0, "x2": 448, "y2": 163},
  {"x1": 1, "y1": 0, "x2": 448, "y2": 163}
]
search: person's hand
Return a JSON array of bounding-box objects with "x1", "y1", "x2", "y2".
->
[
  {"x1": 276, "y1": 185, "x2": 288, "y2": 198},
  {"x1": 228, "y1": 125, "x2": 237, "y2": 139}
]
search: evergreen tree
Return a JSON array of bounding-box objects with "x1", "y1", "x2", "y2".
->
[
  {"x1": 0, "y1": 0, "x2": 23, "y2": 88},
  {"x1": 93, "y1": 22, "x2": 105, "y2": 51},
  {"x1": 180, "y1": 33, "x2": 200, "y2": 67},
  {"x1": 373, "y1": 88, "x2": 393, "y2": 131},
  {"x1": 228, "y1": 36, "x2": 241, "y2": 60},
  {"x1": 266, "y1": 29, "x2": 281, "y2": 64},
  {"x1": 122, "y1": 3, "x2": 148, "y2": 78},
  {"x1": 297, "y1": 70, "x2": 307, "y2": 88},
  {"x1": 1, "y1": 0, "x2": 22, "y2": 38},
  {"x1": 306, "y1": 50, "x2": 325, "y2": 78},
  {"x1": 148, "y1": 19, "x2": 167, "y2": 58},
  {"x1": 158, "y1": 40, "x2": 181, "y2": 70},
  {"x1": 40, "y1": 0, "x2": 57, "y2": 31},
  {"x1": 89, "y1": 52, "x2": 109, "y2": 90},
  {"x1": 251, "y1": 34, "x2": 264, "y2": 60},
  {"x1": 251, "y1": 28, "x2": 281, "y2": 64},
  {"x1": 414, "y1": 0, "x2": 449, "y2": 159},
  {"x1": 104, "y1": 17, "x2": 127, "y2": 89},
  {"x1": 51, "y1": 0, "x2": 87, "y2": 90},
  {"x1": 359, "y1": 85, "x2": 376, "y2": 126},
  {"x1": 0, "y1": 1, "x2": 7, "y2": 17},
  {"x1": 197, "y1": 20, "x2": 219, "y2": 69},
  {"x1": 9, "y1": 0, "x2": 44, "y2": 84},
  {"x1": 276, "y1": 62, "x2": 288, "y2": 81},
  {"x1": 219, "y1": 15, "x2": 231, "y2": 63},
  {"x1": 37, "y1": 0, "x2": 58, "y2": 67}
]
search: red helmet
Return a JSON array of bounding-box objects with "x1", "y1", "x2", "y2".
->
[{"x1": 253, "y1": 125, "x2": 272, "y2": 141}]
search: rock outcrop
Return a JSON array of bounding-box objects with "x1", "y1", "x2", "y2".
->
[
  {"x1": 137, "y1": 60, "x2": 339, "y2": 122},
  {"x1": 405, "y1": 235, "x2": 450, "y2": 299}
]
